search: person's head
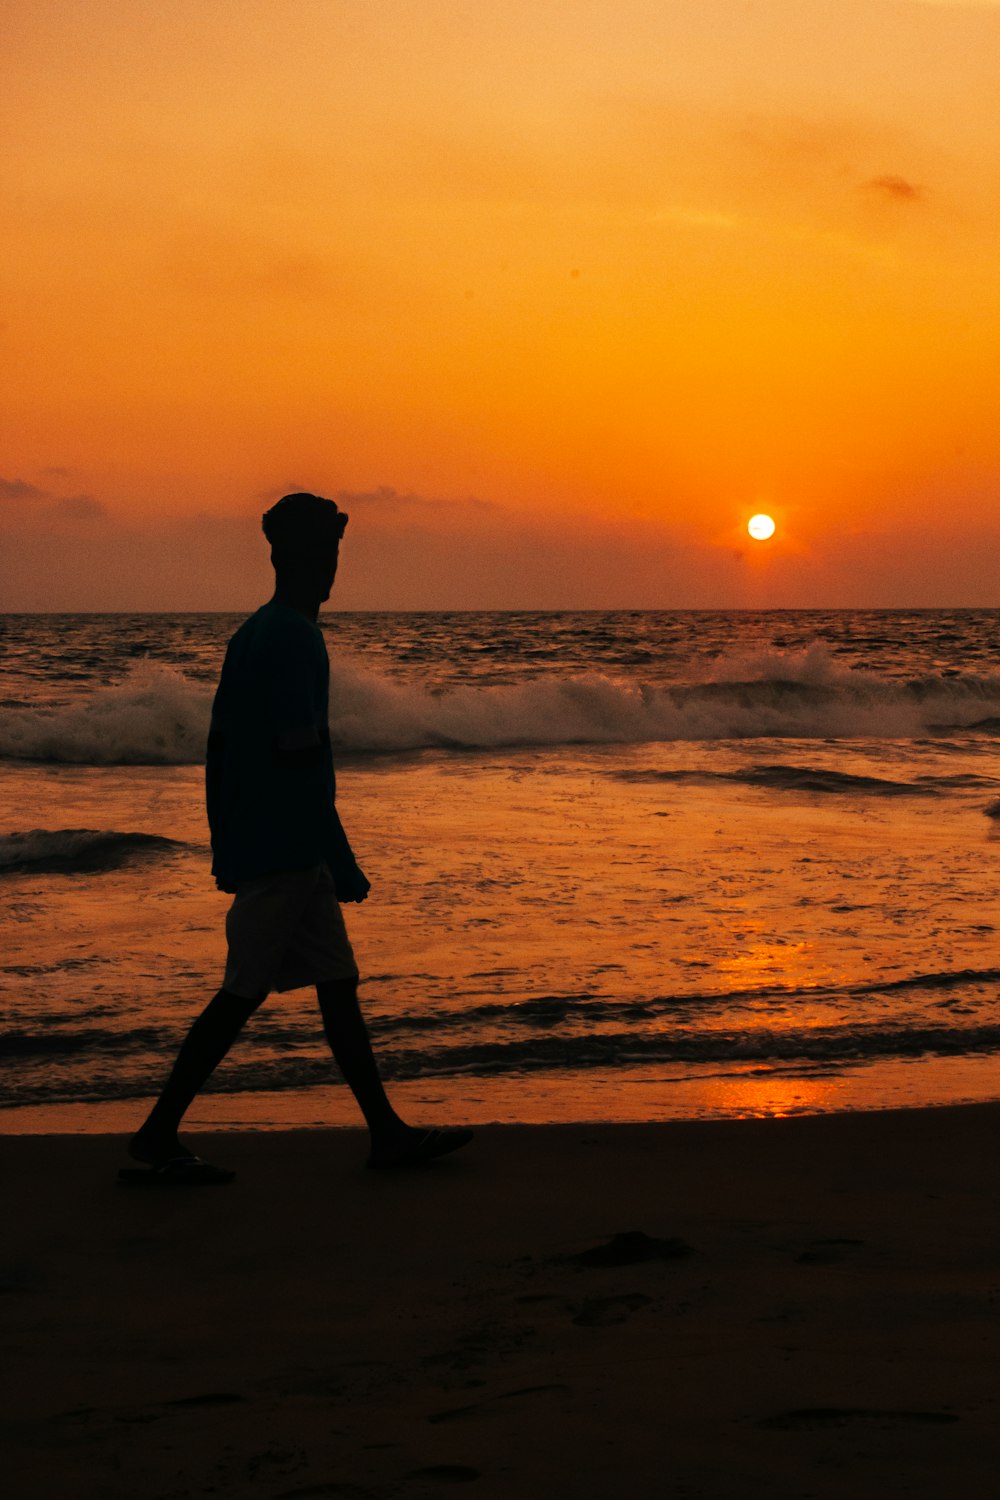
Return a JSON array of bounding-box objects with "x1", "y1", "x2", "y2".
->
[{"x1": 262, "y1": 492, "x2": 348, "y2": 603}]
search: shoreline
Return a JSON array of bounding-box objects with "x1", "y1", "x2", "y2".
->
[
  {"x1": 5, "y1": 1103, "x2": 1000, "y2": 1497},
  {"x1": 3, "y1": 1052, "x2": 1000, "y2": 1135}
]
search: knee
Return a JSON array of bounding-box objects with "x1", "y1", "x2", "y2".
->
[
  {"x1": 216, "y1": 986, "x2": 267, "y2": 1022},
  {"x1": 317, "y1": 975, "x2": 359, "y2": 1006}
]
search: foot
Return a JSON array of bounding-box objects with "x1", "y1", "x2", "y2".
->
[
  {"x1": 124, "y1": 1126, "x2": 234, "y2": 1185},
  {"x1": 128, "y1": 1125, "x2": 187, "y2": 1168},
  {"x1": 367, "y1": 1125, "x2": 474, "y2": 1171}
]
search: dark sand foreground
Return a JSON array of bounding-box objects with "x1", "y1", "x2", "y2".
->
[{"x1": 3, "y1": 1105, "x2": 1000, "y2": 1498}]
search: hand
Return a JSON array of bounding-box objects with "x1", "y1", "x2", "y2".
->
[{"x1": 337, "y1": 864, "x2": 371, "y2": 904}]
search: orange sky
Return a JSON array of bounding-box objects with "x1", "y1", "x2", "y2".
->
[{"x1": 3, "y1": 0, "x2": 1000, "y2": 609}]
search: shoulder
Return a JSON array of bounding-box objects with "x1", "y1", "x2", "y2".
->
[
  {"x1": 263, "y1": 602, "x2": 323, "y2": 646},
  {"x1": 229, "y1": 604, "x2": 322, "y2": 660}
]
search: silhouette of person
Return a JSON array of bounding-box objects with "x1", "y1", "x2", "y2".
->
[{"x1": 122, "y1": 492, "x2": 472, "y2": 1183}]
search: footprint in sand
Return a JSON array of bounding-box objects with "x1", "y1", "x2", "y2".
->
[
  {"x1": 564, "y1": 1230, "x2": 693, "y2": 1267},
  {"x1": 404, "y1": 1465, "x2": 481, "y2": 1483},
  {"x1": 426, "y1": 1403, "x2": 480, "y2": 1425},
  {"x1": 273, "y1": 1484, "x2": 380, "y2": 1499},
  {"x1": 571, "y1": 1292, "x2": 654, "y2": 1327},
  {"x1": 795, "y1": 1238, "x2": 866, "y2": 1265},
  {"x1": 500, "y1": 1383, "x2": 569, "y2": 1399},
  {"x1": 162, "y1": 1391, "x2": 246, "y2": 1407},
  {"x1": 759, "y1": 1407, "x2": 959, "y2": 1430},
  {"x1": 427, "y1": 1383, "x2": 569, "y2": 1424}
]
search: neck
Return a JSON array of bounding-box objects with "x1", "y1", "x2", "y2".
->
[{"x1": 270, "y1": 584, "x2": 321, "y2": 622}]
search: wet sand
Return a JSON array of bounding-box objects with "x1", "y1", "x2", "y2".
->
[{"x1": 3, "y1": 1104, "x2": 999, "y2": 1498}]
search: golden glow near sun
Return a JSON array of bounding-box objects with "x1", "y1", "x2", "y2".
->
[
  {"x1": 748, "y1": 514, "x2": 776, "y2": 541},
  {"x1": 5, "y1": 0, "x2": 1000, "y2": 608}
]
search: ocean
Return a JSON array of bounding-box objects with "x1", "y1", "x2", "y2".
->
[{"x1": 3, "y1": 608, "x2": 1000, "y2": 1132}]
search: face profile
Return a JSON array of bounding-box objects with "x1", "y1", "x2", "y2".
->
[
  {"x1": 315, "y1": 539, "x2": 341, "y2": 601},
  {"x1": 261, "y1": 492, "x2": 349, "y2": 614}
]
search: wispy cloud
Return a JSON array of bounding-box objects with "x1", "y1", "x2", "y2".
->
[
  {"x1": 864, "y1": 174, "x2": 924, "y2": 201},
  {"x1": 0, "y1": 477, "x2": 49, "y2": 501},
  {"x1": 0, "y1": 477, "x2": 105, "y2": 520},
  {"x1": 332, "y1": 486, "x2": 499, "y2": 521},
  {"x1": 255, "y1": 485, "x2": 499, "y2": 527}
]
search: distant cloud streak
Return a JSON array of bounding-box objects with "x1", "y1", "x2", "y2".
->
[
  {"x1": 0, "y1": 477, "x2": 49, "y2": 501},
  {"x1": 332, "y1": 486, "x2": 499, "y2": 522},
  {"x1": 0, "y1": 477, "x2": 105, "y2": 520},
  {"x1": 865, "y1": 174, "x2": 924, "y2": 201}
]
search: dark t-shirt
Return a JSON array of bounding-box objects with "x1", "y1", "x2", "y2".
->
[{"x1": 206, "y1": 601, "x2": 367, "y2": 897}]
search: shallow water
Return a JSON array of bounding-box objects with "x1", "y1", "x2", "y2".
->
[{"x1": 2, "y1": 610, "x2": 1000, "y2": 1130}]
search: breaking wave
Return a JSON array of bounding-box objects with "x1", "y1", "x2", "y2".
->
[
  {"x1": 5, "y1": 647, "x2": 1000, "y2": 764},
  {"x1": 0, "y1": 828, "x2": 185, "y2": 875},
  {"x1": 613, "y1": 765, "x2": 998, "y2": 797},
  {"x1": 0, "y1": 663, "x2": 211, "y2": 764}
]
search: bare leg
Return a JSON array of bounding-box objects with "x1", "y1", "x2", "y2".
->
[
  {"x1": 129, "y1": 987, "x2": 264, "y2": 1164},
  {"x1": 316, "y1": 977, "x2": 407, "y2": 1149},
  {"x1": 317, "y1": 978, "x2": 473, "y2": 1167}
]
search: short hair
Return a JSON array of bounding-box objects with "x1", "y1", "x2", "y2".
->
[{"x1": 262, "y1": 492, "x2": 348, "y2": 557}]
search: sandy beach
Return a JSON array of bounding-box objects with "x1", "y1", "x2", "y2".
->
[{"x1": 3, "y1": 1103, "x2": 999, "y2": 1498}]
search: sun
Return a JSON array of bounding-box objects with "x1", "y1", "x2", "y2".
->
[{"x1": 747, "y1": 513, "x2": 776, "y2": 541}]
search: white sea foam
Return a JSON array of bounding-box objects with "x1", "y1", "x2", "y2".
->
[
  {"x1": 311, "y1": 645, "x2": 1000, "y2": 752},
  {"x1": 0, "y1": 662, "x2": 213, "y2": 765},
  {"x1": 4, "y1": 648, "x2": 1000, "y2": 764}
]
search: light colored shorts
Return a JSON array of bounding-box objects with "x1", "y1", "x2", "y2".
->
[{"x1": 223, "y1": 863, "x2": 359, "y2": 999}]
